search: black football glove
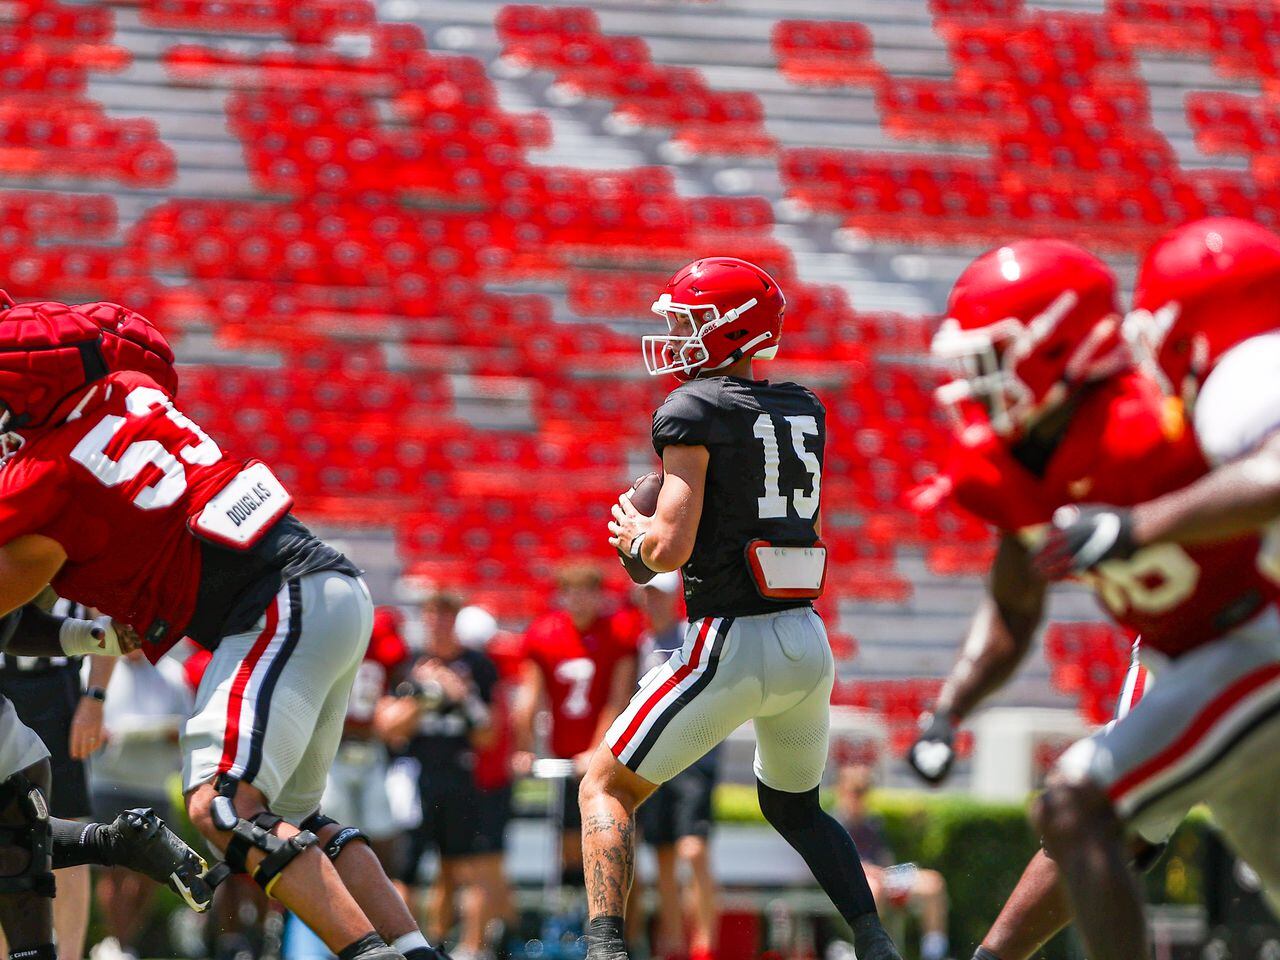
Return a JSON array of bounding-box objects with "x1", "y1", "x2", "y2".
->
[
  {"x1": 906, "y1": 711, "x2": 956, "y2": 786},
  {"x1": 1034, "y1": 505, "x2": 1138, "y2": 580}
]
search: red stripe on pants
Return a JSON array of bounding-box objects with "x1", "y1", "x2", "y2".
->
[
  {"x1": 1109, "y1": 660, "x2": 1280, "y2": 804},
  {"x1": 216, "y1": 596, "x2": 281, "y2": 775},
  {"x1": 610, "y1": 618, "x2": 713, "y2": 756}
]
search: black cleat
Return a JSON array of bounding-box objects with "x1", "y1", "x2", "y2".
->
[{"x1": 105, "y1": 807, "x2": 218, "y2": 912}]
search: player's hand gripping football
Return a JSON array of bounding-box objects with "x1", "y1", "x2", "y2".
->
[
  {"x1": 1033, "y1": 504, "x2": 1138, "y2": 580},
  {"x1": 906, "y1": 711, "x2": 956, "y2": 785},
  {"x1": 608, "y1": 492, "x2": 652, "y2": 566}
]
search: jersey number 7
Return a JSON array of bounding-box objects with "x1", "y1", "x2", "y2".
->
[{"x1": 753, "y1": 413, "x2": 821, "y2": 520}]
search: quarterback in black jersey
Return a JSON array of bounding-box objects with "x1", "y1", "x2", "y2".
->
[{"x1": 580, "y1": 258, "x2": 902, "y2": 960}]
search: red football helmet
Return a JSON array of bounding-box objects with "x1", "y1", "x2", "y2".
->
[
  {"x1": 0, "y1": 300, "x2": 108, "y2": 459},
  {"x1": 77, "y1": 301, "x2": 179, "y2": 396},
  {"x1": 1126, "y1": 217, "x2": 1280, "y2": 406},
  {"x1": 932, "y1": 239, "x2": 1127, "y2": 437},
  {"x1": 644, "y1": 257, "x2": 786, "y2": 380}
]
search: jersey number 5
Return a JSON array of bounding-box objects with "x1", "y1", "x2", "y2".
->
[
  {"x1": 753, "y1": 413, "x2": 821, "y2": 520},
  {"x1": 70, "y1": 386, "x2": 223, "y2": 509}
]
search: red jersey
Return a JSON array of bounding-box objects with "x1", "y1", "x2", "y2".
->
[
  {"x1": 346, "y1": 607, "x2": 410, "y2": 735},
  {"x1": 942, "y1": 372, "x2": 1276, "y2": 657},
  {"x1": 473, "y1": 630, "x2": 525, "y2": 790},
  {"x1": 0, "y1": 370, "x2": 344, "y2": 661},
  {"x1": 522, "y1": 609, "x2": 640, "y2": 758}
]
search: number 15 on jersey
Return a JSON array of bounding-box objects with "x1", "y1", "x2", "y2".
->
[{"x1": 753, "y1": 413, "x2": 821, "y2": 520}]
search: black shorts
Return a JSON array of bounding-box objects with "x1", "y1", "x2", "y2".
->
[
  {"x1": 473, "y1": 784, "x2": 512, "y2": 856},
  {"x1": 0, "y1": 666, "x2": 90, "y2": 818},
  {"x1": 638, "y1": 757, "x2": 718, "y2": 847},
  {"x1": 401, "y1": 775, "x2": 481, "y2": 882}
]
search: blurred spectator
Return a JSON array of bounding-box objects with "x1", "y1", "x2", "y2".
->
[
  {"x1": 89, "y1": 649, "x2": 192, "y2": 960},
  {"x1": 324, "y1": 607, "x2": 413, "y2": 881},
  {"x1": 835, "y1": 764, "x2": 950, "y2": 960},
  {"x1": 513, "y1": 561, "x2": 639, "y2": 886},
  {"x1": 634, "y1": 573, "x2": 721, "y2": 960},
  {"x1": 0, "y1": 591, "x2": 112, "y2": 960},
  {"x1": 385, "y1": 587, "x2": 497, "y2": 956},
  {"x1": 457, "y1": 606, "x2": 520, "y2": 955}
]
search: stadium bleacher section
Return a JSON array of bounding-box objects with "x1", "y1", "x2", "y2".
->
[{"x1": 6, "y1": 0, "x2": 1244, "y2": 755}]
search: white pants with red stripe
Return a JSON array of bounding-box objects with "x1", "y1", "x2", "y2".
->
[
  {"x1": 606, "y1": 607, "x2": 835, "y2": 792},
  {"x1": 1056, "y1": 608, "x2": 1280, "y2": 908},
  {"x1": 0, "y1": 695, "x2": 49, "y2": 779},
  {"x1": 181, "y1": 570, "x2": 374, "y2": 823}
]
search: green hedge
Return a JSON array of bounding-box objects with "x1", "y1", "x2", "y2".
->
[{"x1": 716, "y1": 784, "x2": 1214, "y2": 960}]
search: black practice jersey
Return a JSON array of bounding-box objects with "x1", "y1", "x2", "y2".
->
[{"x1": 652, "y1": 376, "x2": 825, "y2": 621}]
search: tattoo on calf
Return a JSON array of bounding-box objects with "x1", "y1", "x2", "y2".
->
[{"x1": 582, "y1": 812, "x2": 636, "y2": 917}]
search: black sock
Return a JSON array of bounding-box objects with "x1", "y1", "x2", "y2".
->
[
  {"x1": 10, "y1": 946, "x2": 58, "y2": 960},
  {"x1": 337, "y1": 933, "x2": 387, "y2": 960},
  {"x1": 49, "y1": 818, "x2": 112, "y2": 869},
  {"x1": 756, "y1": 782, "x2": 881, "y2": 927},
  {"x1": 973, "y1": 949, "x2": 1004, "y2": 960},
  {"x1": 851, "y1": 915, "x2": 902, "y2": 960},
  {"x1": 585, "y1": 916, "x2": 626, "y2": 958}
]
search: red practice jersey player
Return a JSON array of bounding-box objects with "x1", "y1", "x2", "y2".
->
[
  {"x1": 514, "y1": 563, "x2": 639, "y2": 879},
  {"x1": 907, "y1": 238, "x2": 1280, "y2": 960},
  {"x1": 0, "y1": 298, "x2": 447, "y2": 960},
  {"x1": 1027, "y1": 218, "x2": 1280, "y2": 960}
]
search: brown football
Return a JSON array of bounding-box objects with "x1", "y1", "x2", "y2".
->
[{"x1": 617, "y1": 471, "x2": 663, "y2": 584}]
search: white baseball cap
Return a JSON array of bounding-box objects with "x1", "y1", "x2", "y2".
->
[
  {"x1": 454, "y1": 604, "x2": 499, "y2": 649},
  {"x1": 641, "y1": 571, "x2": 682, "y2": 595}
]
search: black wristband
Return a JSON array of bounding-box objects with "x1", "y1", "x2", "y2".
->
[{"x1": 83, "y1": 686, "x2": 106, "y2": 702}]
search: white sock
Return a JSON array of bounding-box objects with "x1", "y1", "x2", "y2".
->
[
  {"x1": 921, "y1": 930, "x2": 949, "y2": 960},
  {"x1": 392, "y1": 932, "x2": 432, "y2": 955}
]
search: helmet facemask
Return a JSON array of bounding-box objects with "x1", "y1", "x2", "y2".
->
[
  {"x1": 932, "y1": 290, "x2": 1115, "y2": 437},
  {"x1": 643, "y1": 293, "x2": 763, "y2": 378},
  {"x1": 1122, "y1": 301, "x2": 1182, "y2": 397},
  {"x1": 932, "y1": 317, "x2": 1035, "y2": 435}
]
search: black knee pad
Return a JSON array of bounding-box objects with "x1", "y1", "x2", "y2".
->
[
  {"x1": 300, "y1": 812, "x2": 370, "y2": 863},
  {"x1": 212, "y1": 778, "x2": 317, "y2": 897},
  {"x1": 0, "y1": 771, "x2": 54, "y2": 898},
  {"x1": 757, "y1": 781, "x2": 821, "y2": 834}
]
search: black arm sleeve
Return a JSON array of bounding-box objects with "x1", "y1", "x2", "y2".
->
[
  {"x1": 3, "y1": 603, "x2": 67, "y2": 657},
  {"x1": 0, "y1": 606, "x2": 21, "y2": 652},
  {"x1": 652, "y1": 381, "x2": 720, "y2": 454}
]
